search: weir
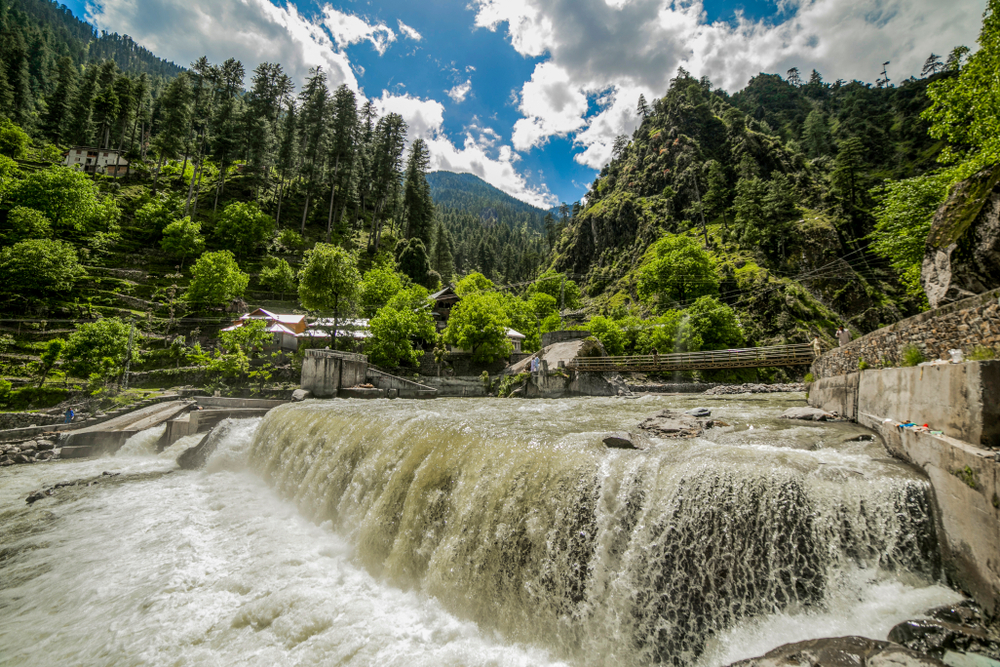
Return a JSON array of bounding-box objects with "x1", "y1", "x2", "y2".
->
[{"x1": 247, "y1": 397, "x2": 946, "y2": 666}]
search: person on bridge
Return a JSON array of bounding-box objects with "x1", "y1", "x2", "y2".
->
[
  {"x1": 812, "y1": 337, "x2": 823, "y2": 358},
  {"x1": 835, "y1": 326, "x2": 852, "y2": 347},
  {"x1": 64, "y1": 407, "x2": 74, "y2": 423}
]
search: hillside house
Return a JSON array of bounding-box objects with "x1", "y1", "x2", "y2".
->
[
  {"x1": 222, "y1": 309, "x2": 307, "y2": 352},
  {"x1": 63, "y1": 147, "x2": 130, "y2": 176}
]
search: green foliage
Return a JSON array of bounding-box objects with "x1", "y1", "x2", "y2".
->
[
  {"x1": 1, "y1": 206, "x2": 52, "y2": 243},
  {"x1": 733, "y1": 174, "x2": 798, "y2": 261},
  {"x1": 869, "y1": 172, "x2": 950, "y2": 295},
  {"x1": 454, "y1": 271, "x2": 495, "y2": 297},
  {"x1": 63, "y1": 317, "x2": 137, "y2": 382},
  {"x1": 528, "y1": 270, "x2": 582, "y2": 310},
  {"x1": 497, "y1": 372, "x2": 529, "y2": 398},
  {"x1": 968, "y1": 345, "x2": 997, "y2": 361},
  {"x1": 900, "y1": 344, "x2": 925, "y2": 367},
  {"x1": 0, "y1": 154, "x2": 21, "y2": 195},
  {"x1": 215, "y1": 201, "x2": 276, "y2": 257},
  {"x1": 0, "y1": 238, "x2": 85, "y2": 304},
  {"x1": 637, "y1": 310, "x2": 700, "y2": 354},
  {"x1": 953, "y1": 465, "x2": 978, "y2": 489},
  {"x1": 444, "y1": 291, "x2": 513, "y2": 362},
  {"x1": 186, "y1": 250, "x2": 249, "y2": 307},
  {"x1": 924, "y1": 1, "x2": 1000, "y2": 169},
  {"x1": 134, "y1": 196, "x2": 181, "y2": 234},
  {"x1": 366, "y1": 286, "x2": 436, "y2": 368},
  {"x1": 858, "y1": 360, "x2": 870, "y2": 371},
  {"x1": 585, "y1": 315, "x2": 626, "y2": 356},
  {"x1": 502, "y1": 294, "x2": 541, "y2": 353},
  {"x1": 359, "y1": 259, "x2": 404, "y2": 317},
  {"x1": 540, "y1": 312, "x2": 562, "y2": 334},
  {"x1": 275, "y1": 228, "x2": 305, "y2": 252},
  {"x1": 160, "y1": 217, "x2": 205, "y2": 265},
  {"x1": 804, "y1": 372, "x2": 815, "y2": 383},
  {"x1": 0, "y1": 378, "x2": 11, "y2": 404},
  {"x1": 6, "y1": 166, "x2": 120, "y2": 237},
  {"x1": 685, "y1": 296, "x2": 745, "y2": 350},
  {"x1": 259, "y1": 257, "x2": 296, "y2": 295},
  {"x1": 0, "y1": 117, "x2": 29, "y2": 158},
  {"x1": 2, "y1": 386, "x2": 70, "y2": 410},
  {"x1": 190, "y1": 319, "x2": 272, "y2": 384},
  {"x1": 297, "y1": 243, "x2": 360, "y2": 315},
  {"x1": 36, "y1": 338, "x2": 65, "y2": 387},
  {"x1": 398, "y1": 237, "x2": 437, "y2": 289},
  {"x1": 637, "y1": 235, "x2": 718, "y2": 311}
]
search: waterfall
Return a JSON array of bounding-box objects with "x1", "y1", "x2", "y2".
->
[{"x1": 248, "y1": 398, "x2": 941, "y2": 666}]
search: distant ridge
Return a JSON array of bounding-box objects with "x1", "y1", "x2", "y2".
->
[{"x1": 426, "y1": 172, "x2": 549, "y2": 217}]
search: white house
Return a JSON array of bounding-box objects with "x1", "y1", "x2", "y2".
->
[{"x1": 63, "y1": 147, "x2": 130, "y2": 176}]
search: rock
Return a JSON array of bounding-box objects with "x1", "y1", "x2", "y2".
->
[
  {"x1": 36, "y1": 451, "x2": 53, "y2": 460},
  {"x1": 603, "y1": 432, "x2": 639, "y2": 449},
  {"x1": 291, "y1": 389, "x2": 313, "y2": 402},
  {"x1": 13, "y1": 454, "x2": 30, "y2": 464},
  {"x1": 639, "y1": 409, "x2": 715, "y2": 438},
  {"x1": 685, "y1": 407, "x2": 712, "y2": 417},
  {"x1": 703, "y1": 383, "x2": 805, "y2": 395},
  {"x1": 888, "y1": 617, "x2": 1000, "y2": 660},
  {"x1": 922, "y1": 164, "x2": 1000, "y2": 309},
  {"x1": 25, "y1": 489, "x2": 54, "y2": 504},
  {"x1": 35, "y1": 441, "x2": 55, "y2": 451},
  {"x1": 726, "y1": 636, "x2": 946, "y2": 666},
  {"x1": 1, "y1": 458, "x2": 13, "y2": 466},
  {"x1": 781, "y1": 407, "x2": 838, "y2": 421}
]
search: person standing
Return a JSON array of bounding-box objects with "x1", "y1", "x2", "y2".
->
[
  {"x1": 836, "y1": 326, "x2": 852, "y2": 347},
  {"x1": 64, "y1": 407, "x2": 75, "y2": 424}
]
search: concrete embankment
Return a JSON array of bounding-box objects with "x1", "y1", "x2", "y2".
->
[{"x1": 809, "y1": 361, "x2": 1000, "y2": 616}]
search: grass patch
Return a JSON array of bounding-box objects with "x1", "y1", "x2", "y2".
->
[
  {"x1": 900, "y1": 344, "x2": 925, "y2": 367},
  {"x1": 953, "y1": 466, "x2": 978, "y2": 490}
]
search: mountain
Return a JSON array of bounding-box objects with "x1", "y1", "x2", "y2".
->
[{"x1": 427, "y1": 171, "x2": 551, "y2": 284}]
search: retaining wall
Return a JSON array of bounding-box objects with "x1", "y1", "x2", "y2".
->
[{"x1": 812, "y1": 288, "x2": 1000, "y2": 378}]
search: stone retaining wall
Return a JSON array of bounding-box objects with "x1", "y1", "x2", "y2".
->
[
  {"x1": 812, "y1": 288, "x2": 1000, "y2": 378},
  {"x1": 0, "y1": 412, "x2": 61, "y2": 430}
]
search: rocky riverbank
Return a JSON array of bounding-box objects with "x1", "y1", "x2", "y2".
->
[
  {"x1": 1, "y1": 438, "x2": 61, "y2": 466},
  {"x1": 703, "y1": 382, "x2": 805, "y2": 395}
]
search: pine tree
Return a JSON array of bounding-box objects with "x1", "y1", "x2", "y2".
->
[
  {"x1": 786, "y1": 67, "x2": 803, "y2": 87},
  {"x1": 921, "y1": 54, "x2": 943, "y2": 77},
  {"x1": 803, "y1": 109, "x2": 832, "y2": 157},
  {"x1": 636, "y1": 94, "x2": 649, "y2": 118},
  {"x1": 43, "y1": 56, "x2": 76, "y2": 143},
  {"x1": 151, "y1": 73, "x2": 192, "y2": 193},
  {"x1": 324, "y1": 83, "x2": 358, "y2": 241},
  {"x1": 431, "y1": 219, "x2": 455, "y2": 282},
  {"x1": 403, "y1": 138, "x2": 434, "y2": 244},
  {"x1": 66, "y1": 64, "x2": 99, "y2": 145},
  {"x1": 209, "y1": 58, "x2": 245, "y2": 212},
  {"x1": 296, "y1": 67, "x2": 328, "y2": 232}
]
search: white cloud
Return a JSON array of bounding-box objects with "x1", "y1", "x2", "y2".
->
[
  {"x1": 322, "y1": 7, "x2": 395, "y2": 55},
  {"x1": 472, "y1": 0, "x2": 986, "y2": 168},
  {"x1": 447, "y1": 79, "x2": 472, "y2": 103},
  {"x1": 397, "y1": 20, "x2": 423, "y2": 41},
  {"x1": 375, "y1": 91, "x2": 558, "y2": 208}
]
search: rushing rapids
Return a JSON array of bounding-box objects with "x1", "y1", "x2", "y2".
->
[{"x1": 0, "y1": 394, "x2": 964, "y2": 666}]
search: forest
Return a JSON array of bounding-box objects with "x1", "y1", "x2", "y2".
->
[{"x1": 0, "y1": 0, "x2": 998, "y2": 407}]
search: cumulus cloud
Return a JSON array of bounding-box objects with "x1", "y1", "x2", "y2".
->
[
  {"x1": 322, "y1": 7, "x2": 395, "y2": 55},
  {"x1": 447, "y1": 79, "x2": 472, "y2": 103},
  {"x1": 375, "y1": 91, "x2": 558, "y2": 208},
  {"x1": 472, "y1": 0, "x2": 985, "y2": 167},
  {"x1": 397, "y1": 20, "x2": 423, "y2": 41}
]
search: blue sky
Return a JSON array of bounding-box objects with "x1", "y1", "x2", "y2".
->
[{"x1": 68, "y1": 0, "x2": 986, "y2": 207}]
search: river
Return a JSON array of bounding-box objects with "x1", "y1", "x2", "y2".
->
[{"x1": 0, "y1": 394, "x2": 962, "y2": 666}]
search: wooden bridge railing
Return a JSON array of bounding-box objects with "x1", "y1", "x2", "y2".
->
[{"x1": 566, "y1": 343, "x2": 816, "y2": 372}]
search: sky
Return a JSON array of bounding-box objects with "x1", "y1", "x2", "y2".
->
[{"x1": 62, "y1": 0, "x2": 987, "y2": 208}]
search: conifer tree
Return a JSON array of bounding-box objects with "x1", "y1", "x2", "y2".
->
[
  {"x1": 44, "y1": 56, "x2": 77, "y2": 143},
  {"x1": 431, "y1": 219, "x2": 455, "y2": 282},
  {"x1": 296, "y1": 66, "x2": 329, "y2": 232},
  {"x1": 67, "y1": 65, "x2": 99, "y2": 145},
  {"x1": 403, "y1": 138, "x2": 434, "y2": 244},
  {"x1": 325, "y1": 84, "x2": 358, "y2": 241},
  {"x1": 151, "y1": 73, "x2": 192, "y2": 193}
]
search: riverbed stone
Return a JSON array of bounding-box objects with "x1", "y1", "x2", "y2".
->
[
  {"x1": 639, "y1": 409, "x2": 715, "y2": 438},
  {"x1": 291, "y1": 389, "x2": 312, "y2": 402},
  {"x1": 13, "y1": 453, "x2": 31, "y2": 464},
  {"x1": 726, "y1": 636, "x2": 946, "y2": 666},
  {"x1": 603, "y1": 432, "x2": 640, "y2": 449},
  {"x1": 685, "y1": 407, "x2": 712, "y2": 417},
  {"x1": 35, "y1": 441, "x2": 55, "y2": 451},
  {"x1": 888, "y1": 614, "x2": 1000, "y2": 660},
  {"x1": 781, "y1": 406, "x2": 838, "y2": 421}
]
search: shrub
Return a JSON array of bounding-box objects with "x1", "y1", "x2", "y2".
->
[
  {"x1": 968, "y1": 345, "x2": 997, "y2": 361},
  {"x1": 900, "y1": 344, "x2": 925, "y2": 367},
  {"x1": 858, "y1": 360, "x2": 870, "y2": 371}
]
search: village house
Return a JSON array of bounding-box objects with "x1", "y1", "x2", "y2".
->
[
  {"x1": 223, "y1": 309, "x2": 370, "y2": 352},
  {"x1": 63, "y1": 147, "x2": 130, "y2": 176}
]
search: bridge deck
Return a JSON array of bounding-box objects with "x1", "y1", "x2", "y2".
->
[{"x1": 567, "y1": 343, "x2": 816, "y2": 372}]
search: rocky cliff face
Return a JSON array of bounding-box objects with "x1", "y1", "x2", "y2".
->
[{"x1": 923, "y1": 165, "x2": 1000, "y2": 309}]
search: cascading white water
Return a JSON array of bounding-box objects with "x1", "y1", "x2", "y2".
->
[{"x1": 0, "y1": 395, "x2": 963, "y2": 666}]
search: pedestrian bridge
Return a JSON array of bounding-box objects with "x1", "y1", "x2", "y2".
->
[{"x1": 566, "y1": 343, "x2": 816, "y2": 372}]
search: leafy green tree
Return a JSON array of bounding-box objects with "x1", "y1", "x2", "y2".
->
[
  {"x1": 151, "y1": 73, "x2": 192, "y2": 193},
  {"x1": 637, "y1": 235, "x2": 718, "y2": 310},
  {"x1": 870, "y1": 172, "x2": 950, "y2": 295},
  {"x1": 214, "y1": 201, "x2": 275, "y2": 257},
  {"x1": 36, "y1": 339, "x2": 65, "y2": 387},
  {"x1": 802, "y1": 110, "x2": 832, "y2": 157},
  {"x1": 539, "y1": 312, "x2": 562, "y2": 334},
  {"x1": 63, "y1": 317, "x2": 137, "y2": 383},
  {"x1": 454, "y1": 272, "x2": 495, "y2": 297},
  {"x1": 527, "y1": 270, "x2": 582, "y2": 310},
  {"x1": 502, "y1": 293, "x2": 540, "y2": 352},
  {"x1": 0, "y1": 239, "x2": 84, "y2": 306},
  {"x1": 443, "y1": 291, "x2": 513, "y2": 362},
  {"x1": 0, "y1": 117, "x2": 29, "y2": 158},
  {"x1": 686, "y1": 296, "x2": 744, "y2": 350},
  {"x1": 528, "y1": 292, "x2": 558, "y2": 319},
  {"x1": 1, "y1": 207, "x2": 52, "y2": 244},
  {"x1": 0, "y1": 154, "x2": 21, "y2": 196},
  {"x1": 186, "y1": 250, "x2": 249, "y2": 307},
  {"x1": 734, "y1": 173, "x2": 799, "y2": 260},
  {"x1": 297, "y1": 243, "x2": 360, "y2": 344},
  {"x1": 160, "y1": 217, "x2": 205, "y2": 268},
  {"x1": 637, "y1": 310, "x2": 700, "y2": 354},
  {"x1": 366, "y1": 286, "x2": 435, "y2": 367},
  {"x1": 134, "y1": 195, "x2": 182, "y2": 234},
  {"x1": 359, "y1": 259, "x2": 404, "y2": 317},
  {"x1": 259, "y1": 257, "x2": 297, "y2": 297},
  {"x1": 585, "y1": 315, "x2": 626, "y2": 355},
  {"x1": 924, "y1": 4, "x2": 1000, "y2": 170},
  {"x1": 6, "y1": 166, "x2": 120, "y2": 237},
  {"x1": 189, "y1": 319, "x2": 272, "y2": 386}
]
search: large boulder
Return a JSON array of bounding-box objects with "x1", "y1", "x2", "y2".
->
[
  {"x1": 726, "y1": 636, "x2": 945, "y2": 666},
  {"x1": 922, "y1": 165, "x2": 1000, "y2": 309}
]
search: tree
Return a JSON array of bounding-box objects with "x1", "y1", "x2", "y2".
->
[
  {"x1": 134, "y1": 195, "x2": 183, "y2": 235},
  {"x1": 443, "y1": 291, "x2": 513, "y2": 362},
  {"x1": 702, "y1": 161, "x2": 731, "y2": 229},
  {"x1": 403, "y1": 138, "x2": 434, "y2": 244},
  {"x1": 297, "y1": 243, "x2": 360, "y2": 344},
  {"x1": 430, "y1": 221, "x2": 455, "y2": 282},
  {"x1": 686, "y1": 296, "x2": 744, "y2": 350},
  {"x1": 398, "y1": 238, "x2": 436, "y2": 288},
  {"x1": 366, "y1": 286, "x2": 436, "y2": 367},
  {"x1": 637, "y1": 94, "x2": 650, "y2": 118},
  {"x1": 63, "y1": 317, "x2": 137, "y2": 384},
  {"x1": 586, "y1": 316, "x2": 626, "y2": 356},
  {"x1": 0, "y1": 239, "x2": 84, "y2": 306},
  {"x1": 151, "y1": 74, "x2": 192, "y2": 193},
  {"x1": 296, "y1": 67, "x2": 329, "y2": 231},
  {"x1": 1, "y1": 207, "x2": 52, "y2": 244},
  {"x1": 6, "y1": 166, "x2": 120, "y2": 237},
  {"x1": 454, "y1": 272, "x2": 495, "y2": 297},
  {"x1": 36, "y1": 339, "x2": 65, "y2": 387},
  {"x1": 189, "y1": 319, "x2": 272, "y2": 386},
  {"x1": 214, "y1": 201, "x2": 276, "y2": 257},
  {"x1": 0, "y1": 117, "x2": 29, "y2": 158},
  {"x1": 786, "y1": 67, "x2": 803, "y2": 87},
  {"x1": 869, "y1": 172, "x2": 950, "y2": 295},
  {"x1": 637, "y1": 310, "x2": 700, "y2": 354},
  {"x1": 802, "y1": 110, "x2": 832, "y2": 157},
  {"x1": 186, "y1": 250, "x2": 249, "y2": 307},
  {"x1": 921, "y1": 54, "x2": 944, "y2": 77},
  {"x1": 260, "y1": 257, "x2": 297, "y2": 297},
  {"x1": 734, "y1": 174, "x2": 799, "y2": 260},
  {"x1": 637, "y1": 235, "x2": 718, "y2": 310},
  {"x1": 160, "y1": 217, "x2": 205, "y2": 268},
  {"x1": 359, "y1": 259, "x2": 404, "y2": 317},
  {"x1": 527, "y1": 270, "x2": 582, "y2": 310}
]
